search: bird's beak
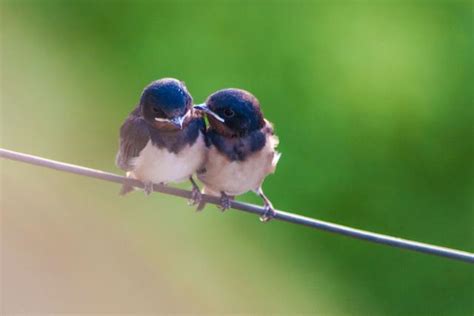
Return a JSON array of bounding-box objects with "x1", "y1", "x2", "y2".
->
[
  {"x1": 170, "y1": 116, "x2": 185, "y2": 129},
  {"x1": 194, "y1": 103, "x2": 225, "y2": 123}
]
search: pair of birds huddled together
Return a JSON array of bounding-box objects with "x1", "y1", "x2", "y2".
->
[{"x1": 116, "y1": 78, "x2": 280, "y2": 221}]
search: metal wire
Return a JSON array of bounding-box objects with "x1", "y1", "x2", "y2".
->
[{"x1": 1, "y1": 147, "x2": 473, "y2": 264}]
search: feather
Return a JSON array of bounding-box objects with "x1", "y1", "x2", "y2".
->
[{"x1": 115, "y1": 107, "x2": 150, "y2": 171}]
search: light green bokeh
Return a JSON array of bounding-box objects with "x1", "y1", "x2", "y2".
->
[{"x1": 1, "y1": 1, "x2": 473, "y2": 315}]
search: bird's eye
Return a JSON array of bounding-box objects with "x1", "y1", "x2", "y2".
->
[
  {"x1": 223, "y1": 109, "x2": 234, "y2": 117},
  {"x1": 151, "y1": 106, "x2": 166, "y2": 117}
]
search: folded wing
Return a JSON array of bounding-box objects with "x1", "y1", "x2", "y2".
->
[{"x1": 115, "y1": 108, "x2": 150, "y2": 171}]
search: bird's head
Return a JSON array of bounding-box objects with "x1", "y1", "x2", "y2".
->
[
  {"x1": 195, "y1": 89, "x2": 265, "y2": 137},
  {"x1": 140, "y1": 78, "x2": 192, "y2": 130}
]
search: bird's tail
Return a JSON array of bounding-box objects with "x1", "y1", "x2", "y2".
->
[
  {"x1": 194, "y1": 186, "x2": 217, "y2": 211},
  {"x1": 119, "y1": 183, "x2": 135, "y2": 196},
  {"x1": 119, "y1": 171, "x2": 136, "y2": 196}
]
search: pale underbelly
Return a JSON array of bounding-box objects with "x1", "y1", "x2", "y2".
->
[
  {"x1": 198, "y1": 148, "x2": 273, "y2": 196},
  {"x1": 130, "y1": 136, "x2": 206, "y2": 184}
]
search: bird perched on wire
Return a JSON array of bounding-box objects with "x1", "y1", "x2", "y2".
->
[
  {"x1": 116, "y1": 78, "x2": 206, "y2": 204},
  {"x1": 194, "y1": 89, "x2": 281, "y2": 221}
]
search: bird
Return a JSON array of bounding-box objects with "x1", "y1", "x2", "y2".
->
[
  {"x1": 116, "y1": 78, "x2": 206, "y2": 204},
  {"x1": 194, "y1": 88, "x2": 281, "y2": 221}
]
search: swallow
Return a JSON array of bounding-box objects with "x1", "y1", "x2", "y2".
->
[
  {"x1": 116, "y1": 78, "x2": 206, "y2": 204},
  {"x1": 194, "y1": 89, "x2": 281, "y2": 221}
]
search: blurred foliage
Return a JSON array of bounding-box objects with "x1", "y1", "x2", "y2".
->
[{"x1": 1, "y1": 0, "x2": 473, "y2": 314}]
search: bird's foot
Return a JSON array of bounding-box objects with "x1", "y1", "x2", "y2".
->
[
  {"x1": 188, "y1": 186, "x2": 203, "y2": 207},
  {"x1": 188, "y1": 177, "x2": 204, "y2": 210},
  {"x1": 259, "y1": 203, "x2": 276, "y2": 222},
  {"x1": 219, "y1": 192, "x2": 233, "y2": 212},
  {"x1": 143, "y1": 182, "x2": 154, "y2": 195}
]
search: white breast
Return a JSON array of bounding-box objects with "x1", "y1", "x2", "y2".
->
[
  {"x1": 130, "y1": 133, "x2": 206, "y2": 184},
  {"x1": 198, "y1": 134, "x2": 280, "y2": 196}
]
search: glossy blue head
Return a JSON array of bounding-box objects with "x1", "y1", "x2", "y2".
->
[
  {"x1": 140, "y1": 78, "x2": 193, "y2": 129},
  {"x1": 195, "y1": 89, "x2": 265, "y2": 136}
]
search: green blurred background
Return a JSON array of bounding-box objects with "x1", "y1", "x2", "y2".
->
[{"x1": 1, "y1": 0, "x2": 473, "y2": 314}]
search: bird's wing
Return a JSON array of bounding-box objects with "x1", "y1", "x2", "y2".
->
[
  {"x1": 115, "y1": 109, "x2": 150, "y2": 171},
  {"x1": 263, "y1": 119, "x2": 279, "y2": 148},
  {"x1": 263, "y1": 120, "x2": 281, "y2": 169},
  {"x1": 199, "y1": 116, "x2": 210, "y2": 147}
]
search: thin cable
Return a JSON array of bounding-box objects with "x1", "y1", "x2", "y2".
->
[{"x1": 1, "y1": 147, "x2": 473, "y2": 264}]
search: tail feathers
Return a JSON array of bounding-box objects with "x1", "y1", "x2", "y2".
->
[
  {"x1": 119, "y1": 183, "x2": 135, "y2": 196},
  {"x1": 272, "y1": 151, "x2": 282, "y2": 168},
  {"x1": 195, "y1": 186, "x2": 219, "y2": 211},
  {"x1": 119, "y1": 171, "x2": 136, "y2": 196}
]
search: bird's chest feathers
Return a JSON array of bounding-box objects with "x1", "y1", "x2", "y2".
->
[
  {"x1": 199, "y1": 134, "x2": 279, "y2": 195},
  {"x1": 148, "y1": 119, "x2": 201, "y2": 154},
  {"x1": 131, "y1": 134, "x2": 205, "y2": 183},
  {"x1": 207, "y1": 129, "x2": 266, "y2": 161}
]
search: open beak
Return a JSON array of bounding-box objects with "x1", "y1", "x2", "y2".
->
[{"x1": 194, "y1": 103, "x2": 225, "y2": 123}]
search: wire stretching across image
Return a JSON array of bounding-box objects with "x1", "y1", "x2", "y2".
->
[
  {"x1": 2, "y1": 2, "x2": 473, "y2": 314},
  {"x1": 1, "y1": 148, "x2": 473, "y2": 264}
]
